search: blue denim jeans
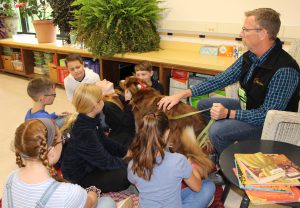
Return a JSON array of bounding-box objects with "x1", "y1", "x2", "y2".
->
[
  {"x1": 181, "y1": 179, "x2": 216, "y2": 208},
  {"x1": 197, "y1": 97, "x2": 262, "y2": 155},
  {"x1": 96, "y1": 196, "x2": 116, "y2": 208}
]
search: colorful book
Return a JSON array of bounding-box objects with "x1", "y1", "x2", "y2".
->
[
  {"x1": 233, "y1": 161, "x2": 292, "y2": 193},
  {"x1": 245, "y1": 186, "x2": 300, "y2": 205},
  {"x1": 235, "y1": 153, "x2": 300, "y2": 186}
]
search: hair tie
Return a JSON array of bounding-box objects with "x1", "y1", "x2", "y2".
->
[{"x1": 35, "y1": 118, "x2": 56, "y2": 148}]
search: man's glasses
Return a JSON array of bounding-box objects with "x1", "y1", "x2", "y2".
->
[
  {"x1": 44, "y1": 93, "x2": 56, "y2": 97},
  {"x1": 241, "y1": 27, "x2": 262, "y2": 32}
]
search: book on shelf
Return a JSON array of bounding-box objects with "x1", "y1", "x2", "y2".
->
[
  {"x1": 245, "y1": 186, "x2": 300, "y2": 205},
  {"x1": 233, "y1": 161, "x2": 293, "y2": 193},
  {"x1": 234, "y1": 152, "x2": 300, "y2": 184}
]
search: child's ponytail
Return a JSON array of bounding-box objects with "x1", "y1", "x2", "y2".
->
[{"x1": 127, "y1": 111, "x2": 169, "y2": 180}]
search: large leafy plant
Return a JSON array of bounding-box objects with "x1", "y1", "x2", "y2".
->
[{"x1": 71, "y1": 0, "x2": 164, "y2": 57}]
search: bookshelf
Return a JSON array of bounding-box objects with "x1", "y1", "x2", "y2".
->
[{"x1": 0, "y1": 38, "x2": 234, "y2": 94}]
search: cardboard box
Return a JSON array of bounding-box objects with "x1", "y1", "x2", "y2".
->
[
  {"x1": 200, "y1": 46, "x2": 218, "y2": 56},
  {"x1": 218, "y1": 46, "x2": 234, "y2": 57},
  {"x1": 169, "y1": 87, "x2": 187, "y2": 103},
  {"x1": 172, "y1": 69, "x2": 189, "y2": 79},
  {"x1": 48, "y1": 63, "x2": 58, "y2": 83},
  {"x1": 1, "y1": 55, "x2": 14, "y2": 71},
  {"x1": 170, "y1": 77, "x2": 188, "y2": 89}
]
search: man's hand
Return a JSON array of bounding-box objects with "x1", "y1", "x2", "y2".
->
[
  {"x1": 210, "y1": 103, "x2": 228, "y2": 120},
  {"x1": 157, "y1": 95, "x2": 181, "y2": 111},
  {"x1": 157, "y1": 89, "x2": 192, "y2": 111}
]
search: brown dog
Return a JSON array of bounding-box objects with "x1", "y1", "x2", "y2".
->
[{"x1": 123, "y1": 76, "x2": 214, "y2": 178}]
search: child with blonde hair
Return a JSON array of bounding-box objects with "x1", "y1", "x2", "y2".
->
[
  {"x1": 61, "y1": 84, "x2": 130, "y2": 193},
  {"x1": 127, "y1": 111, "x2": 215, "y2": 208},
  {"x1": 2, "y1": 118, "x2": 116, "y2": 208}
]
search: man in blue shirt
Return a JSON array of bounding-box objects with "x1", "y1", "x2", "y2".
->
[{"x1": 158, "y1": 8, "x2": 300, "y2": 156}]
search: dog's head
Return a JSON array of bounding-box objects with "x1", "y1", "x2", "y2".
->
[{"x1": 122, "y1": 76, "x2": 149, "y2": 101}]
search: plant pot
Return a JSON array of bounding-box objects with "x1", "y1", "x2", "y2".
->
[
  {"x1": 32, "y1": 20, "x2": 57, "y2": 43},
  {"x1": 3, "y1": 16, "x2": 19, "y2": 38}
]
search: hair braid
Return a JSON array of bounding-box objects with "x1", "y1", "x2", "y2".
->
[
  {"x1": 15, "y1": 152, "x2": 25, "y2": 167},
  {"x1": 39, "y1": 136, "x2": 57, "y2": 177}
]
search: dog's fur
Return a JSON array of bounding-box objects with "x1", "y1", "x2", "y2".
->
[{"x1": 123, "y1": 76, "x2": 214, "y2": 178}]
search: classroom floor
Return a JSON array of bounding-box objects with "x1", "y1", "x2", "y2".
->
[{"x1": 0, "y1": 73, "x2": 286, "y2": 208}]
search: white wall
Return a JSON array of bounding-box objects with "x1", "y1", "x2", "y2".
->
[{"x1": 158, "y1": 0, "x2": 300, "y2": 38}]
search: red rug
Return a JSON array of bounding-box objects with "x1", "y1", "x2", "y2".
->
[{"x1": 209, "y1": 185, "x2": 224, "y2": 208}]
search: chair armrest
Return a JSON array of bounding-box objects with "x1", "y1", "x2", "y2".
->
[{"x1": 261, "y1": 110, "x2": 300, "y2": 146}]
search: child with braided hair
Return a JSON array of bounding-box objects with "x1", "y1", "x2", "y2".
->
[
  {"x1": 127, "y1": 111, "x2": 215, "y2": 208},
  {"x1": 2, "y1": 118, "x2": 116, "y2": 208}
]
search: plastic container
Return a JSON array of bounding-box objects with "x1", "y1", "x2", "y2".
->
[
  {"x1": 34, "y1": 66, "x2": 45, "y2": 74},
  {"x1": 44, "y1": 52, "x2": 53, "y2": 64},
  {"x1": 57, "y1": 66, "x2": 69, "y2": 84},
  {"x1": 12, "y1": 60, "x2": 24, "y2": 72},
  {"x1": 33, "y1": 51, "x2": 43, "y2": 57}
]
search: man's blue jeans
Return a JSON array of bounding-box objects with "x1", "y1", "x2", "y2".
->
[
  {"x1": 197, "y1": 97, "x2": 262, "y2": 155},
  {"x1": 181, "y1": 179, "x2": 215, "y2": 208}
]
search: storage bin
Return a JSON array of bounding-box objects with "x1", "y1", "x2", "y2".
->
[
  {"x1": 34, "y1": 66, "x2": 45, "y2": 74},
  {"x1": 44, "y1": 52, "x2": 53, "y2": 62},
  {"x1": 33, "y1": 51, "x2": 43, "y2": 57},
  {"x1": 12, "y1": 60, "x2": 24, "y2": 72},
  {"x1": 42, "y1": 64, "x2": 49, "y2": 74},
  {"x1": 172, "y1": 69, "x2": 189, "y2": 79},
  {"x1": 48, "y1": 63, "x2": 59, "y2": 83},
  {"x1": 3, "y1": 47, "x2": 13, "y2": 56},
  {"x1": 57, "y1": 66, "x2": 69, "y2": 84},
  {"x1": 1, "y1": 55, "x2": 14, "y2": 71},
  {"x1": 170, "y1": 77, "x2": 188, "y2": 89}
]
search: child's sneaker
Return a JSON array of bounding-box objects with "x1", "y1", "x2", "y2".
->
[{"x1": 117, "y1": 196, "x2": 134, "y2": 208}]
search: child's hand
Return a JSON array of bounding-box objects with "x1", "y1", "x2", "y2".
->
[
  {"x1": 57, "y1": 111, "x2": 71, "y2": 116},
  {"x1": 188, "y1": 157, "x2": 203, "y2": 177}
]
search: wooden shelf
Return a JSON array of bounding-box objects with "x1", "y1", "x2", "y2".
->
[{"x1": 0, "y1": 37, "x2": 235, "y2": 94}]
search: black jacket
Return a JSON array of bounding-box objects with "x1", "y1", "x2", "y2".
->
[
  {"x1": 103, "y1": 98, "x2": 135, "y2": 146},
  {"x1": 61, "y1": 113, "x2": 127, "y2": 183}
]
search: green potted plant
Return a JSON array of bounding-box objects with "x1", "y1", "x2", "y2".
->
[
  {"x1": 47, "y1": 0, "x2": 79, "y2": 44},
  {"x1": 71, "y1": 0, "x2": 164, "y2": 57},
  {"x1": 0, "y1": 0, "x2": 19, "y2": 38},
  {"x1": 17, "y1": 0, "x2": 56, "y2": 43}
]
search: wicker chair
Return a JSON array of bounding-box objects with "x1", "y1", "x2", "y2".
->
[{"x1": 261, "y1": 110, "x2": 300, "y2": 146}]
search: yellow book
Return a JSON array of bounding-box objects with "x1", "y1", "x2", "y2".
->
[{"x1": 235, "y1": 152, "x2": 293, "y2": 184}]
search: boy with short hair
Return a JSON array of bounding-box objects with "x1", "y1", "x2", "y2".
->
[
  {"x1": 64, "y1": 54, "x2": 100, "y2": 101},
  {"x1": 134, "y1": 61, "x2": 164, "y2": 94},
  {"x1": 25, "y1": 77, "x2": 68, "y2": 127}
]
